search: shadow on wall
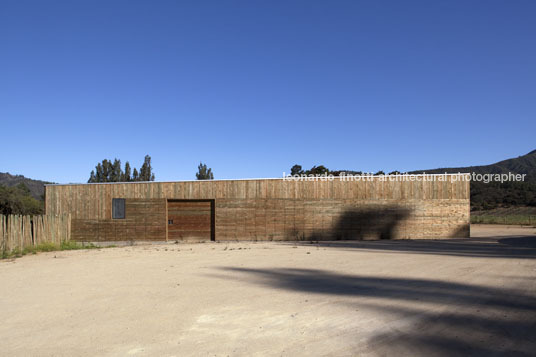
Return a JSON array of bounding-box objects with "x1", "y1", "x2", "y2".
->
[
  {"x1": 294, "y1": 205, "x2": 412, "y2": 241},
  {"x1": 452, "y1": 224, "x2": 471, "y2": 238},
  {"x1": 215, "y1": 267, "x2": 536, "y2": 355}
]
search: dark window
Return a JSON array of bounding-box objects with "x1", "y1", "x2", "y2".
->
[
  {"x1": 112, "y1": 198, "x2": 125, "y2": 219},
  {"x1": 168, "y1": 219, "x2": 173, "y2": 225}
]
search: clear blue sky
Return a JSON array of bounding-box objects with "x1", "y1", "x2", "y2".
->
[{"x1": 1, "y1": 0, "x2": 535, "y2": 183}]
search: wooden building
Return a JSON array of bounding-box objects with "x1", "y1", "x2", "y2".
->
[{"x1": 44, "y1": 175, "x2": 470, "y2": 242}]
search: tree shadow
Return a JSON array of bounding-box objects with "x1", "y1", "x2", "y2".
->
[
  {"x1": 333, "y1": 205, "x2": 410, "y2": 240},
  {"x1": 363, "y1": 303, "x2": 536, "y2": 356},
  {"x1": 302, "y1": 205, "x2": 412, "y2": 241},
  {"x1": 290, "y1": 236, "x2": 536, "y2": 259},
  {"x1": 215, "y1": 267, "x2": 536, "y2": 356},
  {"x1": 499, "y1": 236, "x2": 536, "y2": 247}
]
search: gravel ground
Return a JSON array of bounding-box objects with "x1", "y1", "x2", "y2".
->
[{"x1": 1, "y1": 224, "x2": 535, "y2": 356}]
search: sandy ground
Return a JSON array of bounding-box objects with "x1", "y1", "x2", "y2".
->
[{"x1": 1, "y1": 225, "x2": 535, "y2": 357}]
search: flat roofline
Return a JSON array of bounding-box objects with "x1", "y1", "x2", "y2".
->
[{"x1": 45, "y1": 173, "x2": 471, "y2": 187}]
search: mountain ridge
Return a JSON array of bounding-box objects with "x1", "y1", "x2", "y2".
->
[
  {"x1": 410, "y1": 150, "x2": 536, "y2": 181},
  {"x1": 2, "y1": 150, "x2": 535, "y2": 205},
  {"x1": 0, "y1": 172, "x2": 52, "y2": 200}
]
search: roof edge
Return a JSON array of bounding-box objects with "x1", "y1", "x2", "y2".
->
[{"x1": 45, "y1": 173, "x2": 471, "y2": 187}]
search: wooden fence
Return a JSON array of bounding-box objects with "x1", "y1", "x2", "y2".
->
[{"x1": 0, "y1": 214, "x2": 71, "y2": 255}]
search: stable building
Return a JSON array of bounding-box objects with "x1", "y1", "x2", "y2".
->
[{"x1": 44, "y1": 175, "x2": 470, "y2": 242}]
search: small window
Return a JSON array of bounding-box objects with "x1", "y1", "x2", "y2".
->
[
  {"x1": 168, "y1": 219, "x2": 173, "y2": 225},
  {"x1": 112, "y1": 198, "x2": 125, "y2": 219}
]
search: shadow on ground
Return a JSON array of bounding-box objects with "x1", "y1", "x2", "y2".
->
[
  {"x1": 216, "y1": 267, "x2": 536, "y2": 356},
  {"x1": 290, "y1": 235, "x2": 536, "y2": 259}
]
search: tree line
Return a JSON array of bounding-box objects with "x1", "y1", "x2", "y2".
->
[
  {"x1": 290, "y1": 164, "x2": 536, "y2": 210},
  {"x1": 0, "y1": 156, "x2": 215, "y2": 215},
  {"x1": 88, "y1": 155, "x2": 155, "y2": 183},
  {"x1": 88, "y1": 155, "x2": 214, "y2": 183},
  {"x1": 4, "y1": 159, "x2": 532, "y2": 216},
  {"x1": 289, "y1": 164, "x2": 397, "y2": 177},
  {"x1": 470, "y1": 181, "x2": 536, "y2": 211},
  {"x1": 0, "y1": 183, "x2": 44, "y2": 215}
]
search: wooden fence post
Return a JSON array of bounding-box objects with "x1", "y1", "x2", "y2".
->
[
  {"x1": 1, "y1": 215, "x2": 5, "y2": 255},
  {"x1": 7, "y1": 215, "x2": 15, "y2": 252},
  {"x1": 0, "y1": 214, "x2": 74, "y2": 255},
  {"x1": 23, "y1": 216, "x2": 31, "y2": 248},
  {"x1": 68, "y1": 214, "x2": 71, "y2": 241}
]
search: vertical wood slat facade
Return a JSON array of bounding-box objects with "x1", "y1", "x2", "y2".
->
[
  {"x1": 0, "y1": 214, "x2": 71, "y2": 254},
  {"x1": 45, "y1": 175, "x2": 470, "y2": 242}
]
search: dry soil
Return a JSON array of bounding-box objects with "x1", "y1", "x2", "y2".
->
[{"x1": 1, "y1": 224, "x2": 535, "y2": 356}]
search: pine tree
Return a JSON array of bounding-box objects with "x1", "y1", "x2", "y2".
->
[
  {"x1": 95, "y1": 163, "x2": 104, "y2": 182},
  {"x1": 102, "y1": 159, "x2": 112, "y2": 182},
  {"x1": 196, "y1": 162, "x2": 214, "y2": 180},
  {"x1": 88, "y1": 170, "x2": 96, "y2": 183},
  {"x1": 123, "y1": 162, "x2": 132, "y2": 182},
  {"x1": 111, "y1": 159, "x2": 122, "y2": 182},
  {"x1": 88, "y1": 155, "x2": 155, "y2": 182},
  {"x1": 139, "y1": 155, "x2": 155, "y2": 181}
]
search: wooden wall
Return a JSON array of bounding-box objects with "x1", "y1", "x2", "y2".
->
[
  {"x1": 71, "y1": 199, "x2": 165, "y2": 241},
  {"x1": 46, "y1": 176, "x2": 470, "y2": 241},
  {"x1": 167, "y1": 200, "x2": 213, "y2": 241}
]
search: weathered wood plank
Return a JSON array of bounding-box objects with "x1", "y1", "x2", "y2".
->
[{"x1": 46, "y1": 176, "x2": 470, "y2": 241}]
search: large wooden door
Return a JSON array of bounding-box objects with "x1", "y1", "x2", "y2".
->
[{"x1": 167, "y1": 200, "x2": 213, "y2": 241}]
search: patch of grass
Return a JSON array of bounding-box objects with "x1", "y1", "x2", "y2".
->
[
  {"x1": 2, "y1": 241, "x2": 106, "y2": 259},
  {"x1": 26, "y1": 242, "x2": 57, "y2": 254},
  {"x1": 60, "y1": 241, "x2": 99, "y2": 250},
  {"x1": 471, "y1": 214, "x2": 536, "y2": 226}
]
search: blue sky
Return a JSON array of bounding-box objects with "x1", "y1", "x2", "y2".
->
[{"x1": 1, "y1": 0, "x2": 535, "y2": 183}]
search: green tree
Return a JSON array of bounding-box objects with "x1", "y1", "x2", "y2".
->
[
  {"x1": 95, "y1": 163, "x2": 103, "y2": 182},
  {"x1": 0, "y1": 184, "x2": 43, "y2": 215},
  {"x1": 196, "y1": 162, "x2": 214, "y2": 180},
  {"x1": 88, "y1": 155, "x2": 155, "y2": 183},
  {"x1": 138, "y1": 155, "x2": 155, "y2": 181},
  {"x1": 101, "y1": 159, "x2": 111, "y2": 182},
  {"x1": 307, "y1": 165, "x2": 329, "y2": 176},
  {"x1": 290, "y1": 164, "x2": 303, "y2": 176},
  {"x1": 122, "y1": 162, "x2": 132, "y2": 182},
  {"x1": 111, "y1": 159, "x2": 122, "y2": 182}
]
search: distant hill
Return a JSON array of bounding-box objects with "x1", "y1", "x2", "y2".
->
[
  {"x1": 4, "y1": 150, "x2": 536, "y2": 210},
  {"x1": 410, "y1": 150, "x2": 536, "y2": 210},
  {"x1": 411, "y1": 149, "x2": 536, "y2": 181},
  {"x1": 0, "y1": 172, "x2": 53, "y2": 200},
  {"x1": 296, "y1": 150, "x2": 536, "y2": 211}
]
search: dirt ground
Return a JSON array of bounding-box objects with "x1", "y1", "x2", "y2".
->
[{"x1": 1, "y1": 225, "x2": 535, "y2": 357}]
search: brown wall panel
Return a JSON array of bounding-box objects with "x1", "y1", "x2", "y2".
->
[
  {"x1": 71, "y1": 198, "x2": 166, "y2": 241},
  {"x1": 48, "y1": 176, "x2": 470, "y2": 241},
  {"x1": 167, "y1": 200, "x2": 212, "y2": 241}
]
